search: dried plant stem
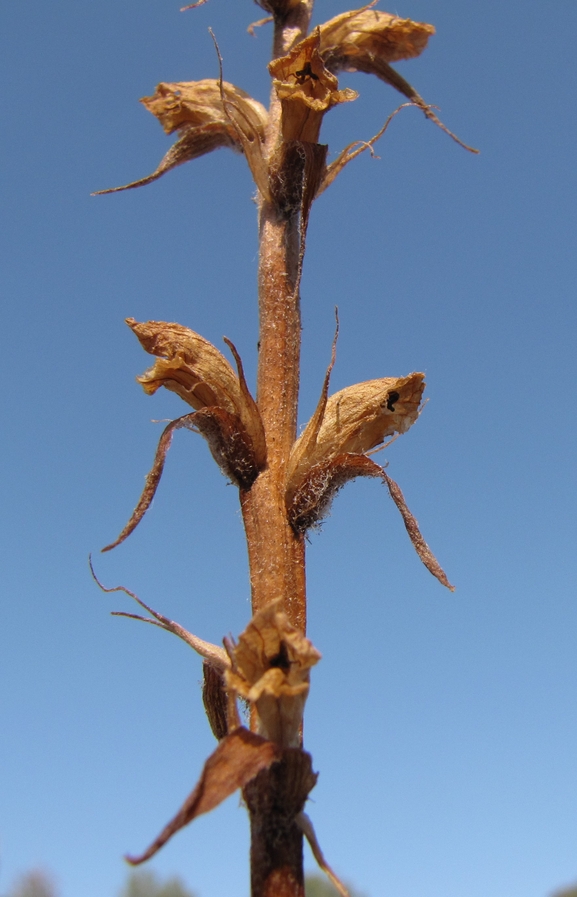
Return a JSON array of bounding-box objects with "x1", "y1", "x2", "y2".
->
[
  {"x1": 241, "y1": 11, "x2": 315, "y2": 894},
  {"x1": 241, "y1": 206, "x2": 306, "y2": 634}
]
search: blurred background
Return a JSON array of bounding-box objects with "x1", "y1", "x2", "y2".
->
[{"x1": 1, "y1": 1, "x2": 576, "y2": 896}]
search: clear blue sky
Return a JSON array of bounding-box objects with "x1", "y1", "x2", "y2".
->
[{"x1": 1, "y1": 2, "x2": 576, "y2": 896}]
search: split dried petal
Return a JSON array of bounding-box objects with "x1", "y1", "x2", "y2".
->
[
  {"x1": 226, "y1": 600, "x2": 321, "y2": 747},
  {"x1": 126, "y1": 728, "x2": 281, "y2": 864},
  {"x1": 319, "y1": 5, "x2": 434, "y2": 70},
  {"x1": 269, "y1": 31, "x2": 357, "y2": 143}
]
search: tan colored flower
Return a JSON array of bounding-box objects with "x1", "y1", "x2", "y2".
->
[
  {"x1": 95, "y1": 80, "x2": 270, "y2": 196},
  {"x1": 269, "y1": 31, "x2": 357, "y2": 143},
  {"x1": 226, "y1": 601, "x2": 321, "y2": 747},
  {"x1": 127, "y1": 319, "x2": 265, "y2": 465},
  {"x1": 319, "y1": 6, "x2": 435, "y2": 73},
  {"x1": 287, "y1": 373, "x2": 425, "y2": 496}
]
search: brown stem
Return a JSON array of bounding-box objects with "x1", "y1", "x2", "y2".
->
[
  {"x1": 241, "y1": 9, "x2": 315, "y2": 896},
  {"x1": 240, "y1": 204, "x2": 306, "y2": 634},
  {"x1": 244, "y1": 749, "x2": 317, "y2": 897}
]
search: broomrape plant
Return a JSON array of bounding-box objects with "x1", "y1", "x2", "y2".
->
[{"x1": 93, "y1": 2, "x2": 476, "y2": 895}]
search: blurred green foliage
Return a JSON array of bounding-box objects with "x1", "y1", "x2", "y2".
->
[
  {"x1": 6, "y1": 871, "x2": 57, "y2": 897},
  {"x1": 118, "y1": 871, "x2": 195, "y2": 897},
  {"x1": 304, "y1": 874, "x2": 365, "y2": 897}
]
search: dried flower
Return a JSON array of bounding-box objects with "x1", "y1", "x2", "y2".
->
[
  {"x1": 319, "y1": 6, "x2": 435, "y2": 73},
  {"x1": 128, "y1": 318, "x2": 266, "y2": 471},
  {"x1": 95, "y1": 80, "x2": 270, "y2": 195},
  {"x1": 269, "y1": 31, "x2": 357, "y2": 143},
  {"x1": 226, "y1": 600, "x2": 321, "y2": 747},
  {"x1": 287, "y1": 372, "x2": 425, "y2": 499}
]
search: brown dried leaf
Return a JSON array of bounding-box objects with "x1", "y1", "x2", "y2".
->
[
  {"x1": 92, "y1": 124, "x2": 237, "y2": 195},
  {"x1": 269, "y1": 30, "x2": 357, "y2": 143},
  {"x1": 287, "y1": 372, "x2": 424, "y2": 503},
  {"x1": 381, "y1": 468, "x2": 455, "y2": 590},
  {"x1": 126, "y1": 727, "x2": 281, "y2": 864},
  {"x1": 226, "y1": 601, "x2": 321, "y2": 747},
  {"x1": 102, "y1": 412, "x2": 196, "y2": 552},
  {"x1": 94, "y1": 79, "x2": 270, "y2": 194}
]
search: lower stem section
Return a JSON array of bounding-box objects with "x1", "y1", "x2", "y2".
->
[{"x1": 244, "y1": 749, "x2": 316, "y2": 897}]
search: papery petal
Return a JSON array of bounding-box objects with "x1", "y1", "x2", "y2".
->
[
  {"x1": 319, "y1": 6, "x2": 434, "y2": 71},
  {"x1": 127, "y1": 319, "x2": 266, "y2": 471}
]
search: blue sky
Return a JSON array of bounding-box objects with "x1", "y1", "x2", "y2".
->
[{"x1": 1, "y1": 2, "x2": 576, "y2": 896}]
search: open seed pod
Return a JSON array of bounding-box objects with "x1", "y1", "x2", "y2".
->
[
  {"x1": 226, "y1": 600, "x2": 322, "y2": 747},
  {"x1": 269, "y1": 30, "x2": 357, "y2": 143}
]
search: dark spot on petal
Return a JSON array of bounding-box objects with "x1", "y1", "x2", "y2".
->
[
  {"x1": 269, "y1": 642, "x2": 290, "y2": 672},
  {"x1": 386, "y1": 390, "x2": 400, "y2": 412}
]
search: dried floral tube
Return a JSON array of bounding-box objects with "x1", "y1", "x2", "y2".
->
[
  {"x1": 226, "y1": 600, "x2": 321, "y2": 747},
  {"x1": 269, "y1": 30, "x2": 357, "y2": 143}
]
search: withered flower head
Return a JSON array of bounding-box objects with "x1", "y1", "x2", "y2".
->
[
  {"x1": 128, "y1": 318, "x2": 266, "y2": 476},
  {"x1": 96, "y1": 80, "x2": 269, "y2": 195},
  {"x1": 319, "y1": 6, "x2": 435, "y2": 75},
  {"x1": 269, "y1": 30, "x2": 358, "y2": 142},
  {"x1": 128, "y1": 319, "x2": 243, "y2": 411},
  {"x1": 142, "y1": 79, "x2": 268, "y2": 137},
  {"x1": 287, "y1": 372, "x2": 425, "y2": 494},
  {"x1": 226, "y1": 600, "x2": 321, "y2": 747}
]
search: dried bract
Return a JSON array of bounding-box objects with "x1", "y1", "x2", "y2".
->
[
  {"x1": 269, "y1": 31, "x2": 357, "y2": 143},
  {"x1": 319, "y1": 6, "x2": 434, "y2": 72},
  {"x1": 226, "y1": 601, "x2": 321, "y2": 747},
  {"x1": 127, "y1": 727, "x2": 282, "y2": 864}
]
